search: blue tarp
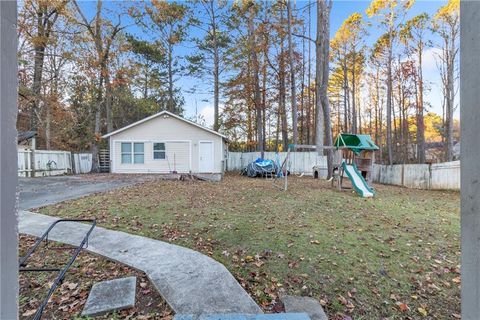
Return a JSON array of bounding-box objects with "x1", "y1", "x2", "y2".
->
[{"x1": 242, "y1": 158, "x2": 279, "y2": 177}]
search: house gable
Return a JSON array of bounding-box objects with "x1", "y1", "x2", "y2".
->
[{"x1": 102, "y1": 111, "x2": 225, "y2": 139}]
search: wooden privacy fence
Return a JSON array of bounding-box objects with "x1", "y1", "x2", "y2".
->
[
  {"x1": 227, "y1": 152, "x2": 328, "y2": 178},
  {"x1": 18, "y1": 150, "x2": 93, "y2": 177},
  {"x1": 227, "y1": 152, "x2": 460, "y2": 190}
]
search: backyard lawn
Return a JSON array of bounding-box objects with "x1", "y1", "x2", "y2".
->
[{"x1": 39, "y1": 174, "x2": 460, "y2": 319}]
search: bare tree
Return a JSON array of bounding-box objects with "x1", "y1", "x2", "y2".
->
[
  {"x1": 433, "y1": 0, "x2": 459, "y2": 161},
  {"x1": 189, "y1": 0, "x2": 230, "y2": 131},
  {"x1": 20, "y1": 0, "x2": 67, "y2": 132},
  {"x1": 72, "y1": 0, "x2": 125, "y2": 172},
  {"x1": 367, "y1": 0, "x2": 413, "y2": 165},
  {"x1": 400, "y1": 13, "x2": 430, "y2": 163}
]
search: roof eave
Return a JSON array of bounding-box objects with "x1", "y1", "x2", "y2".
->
[{"x1": 101, "y1": 110, "x2": 227, "y2": 139}]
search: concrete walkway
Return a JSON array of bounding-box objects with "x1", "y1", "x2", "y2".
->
[{"x1": 19, "y1": 210, "x2": 262, "y2": 315}]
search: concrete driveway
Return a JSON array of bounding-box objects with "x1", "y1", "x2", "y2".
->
[{"x1": 18, "y1": 174, "x2": 156, "y2": 210}]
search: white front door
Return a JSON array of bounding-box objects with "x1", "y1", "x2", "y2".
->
[{"x1": 199, "y1": 141, "x2": 214, "y2": 173}]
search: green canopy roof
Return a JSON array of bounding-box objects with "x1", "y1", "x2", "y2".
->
[{"x1": 334, "y1": 133, "x2": 379, "y2": 155}]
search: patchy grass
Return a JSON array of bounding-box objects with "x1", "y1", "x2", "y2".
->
[
  {"x1": 19, "y1": 234, "x2": 172, "y2": 319},
  {"x1": 39, "y1": 174, "x2": 460, "y2": 319}
]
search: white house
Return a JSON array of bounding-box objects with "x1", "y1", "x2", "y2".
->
[{"x1": 102, "y1": 111, "x2": 227, "y2": 174}]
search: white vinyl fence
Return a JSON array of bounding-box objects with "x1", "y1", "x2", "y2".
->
[
  {"x1": 72, "y1": 153, "x2": 93, "y2": 174},
  {"x1": 18, "y1": 149, "x2": 93, "y2": 177},
  {"x1": 372, "y1": 161, "x2": 460, "y2": 190},
  {"x1": 227, "y1": 152, "x2": 328, "y2": 178},
  {"x1": 18, "y1": 149, "x2": 72, "y2": 177},
  {"x1": 228, "y1": 152, "x2": 460, "y2": 190},
  {"x1": 17, "y1": 149, "x2": 33, "y2": 176}
]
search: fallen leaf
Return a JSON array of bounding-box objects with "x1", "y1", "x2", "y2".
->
[
  {"x1": 22, "y1": 309, "x2": 37, "y2": 317},
  {"x1": 67, "y1": 282, "x2": 78, "y2": 290},
  {"x1": 418, "y1": 307, "x2": 428, "y2": 317},
  {"x1": 397, "y1": 302, "x2": 409, "y2": 312}
]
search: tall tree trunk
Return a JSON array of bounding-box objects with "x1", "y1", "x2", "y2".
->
[
  {"x1": 342, "y1": 61, "x2": 349, "y2": 132},
  {"x1": 106, "y1": 72, "x2": 113, "y2": 133},
  {"x1": 316, "y1": 0, "x2": 333, "y2": 178},
  {"x1": 275, "y1": 104, "x2": 281, "y2": 151},
  {"x1": 396, "y1": 71, "x2": 402, "y2": 161},
  {"x1": 374, "y1": 68, "x2": 380, "y2": 147},
  {"x1": 143, "y1": 64, "x2": 149, "y2": 99},
  {"x1": 45, "y1": 101, "x2": 51, "y2": 150},
  {"x1": 167, "y1": 42, "x2": 174, "y2": 113},
  {"x1": 90, "y1": 0, "x2": 105, "y2": 173},
  {"x1": 402, "y1": 96, "x2": 408, "y2": 163},
  {"x1": 320, "y1": 0, "x2": 333, "y2": 178},
  {"x1": 386, "y1": 39, "x2": 394, "y2": 165},
  {"x1": 262, "y1": 40, "x2": 268, "y2": 151},
  {"x1": 358, "y1": 98, "x2": 362, "y2": 133},
  {"x1": 315, "y1": 1, "x2": 325, "y2": 152},
  {"x1": 280, "y1": 70, "x2": 288, "y2": 150},
  {"x1": 45, "y1": 62, "x2": 60, "y2": 150},
  {"x1": 445, "y1": 33, "x2": 456, "y2": 161},
  {"x1": 91, "y1": 65, "x2": 105, "y2": 173},
  {"x1": 279, "y1": 9, "x2": 288, "y2": 150},
  {"x1": 300, "y1": 23, "x2": 306, "y2": 144},
  {"x1": 248, "y1": 5, "x2": 263, "y2": 157},
  {"x1": 213, "y1": 46, "x2": 220, "y2": 131},
  {"x1": 337, "y1": 94, "x2": 341, "y2": 134},
  {"x1": 212, "y1": 1, "x2": 220, "y2": 131},
  {"x1": 351, "y1": 52, "x2": 357, "y2": 134},
  {"x1": 286, "y1": 0, "x2": 298, "y2": 145},
  {"x1": 306, "y1": 0, "x2": 312, "y2": 144},
  {"x1": 30, "y1": 2, "x2": 61, "y2": 132},
  {"x1": 31, "y1": 45, "x2": 46, "y2": 131},
  {"x1": 415, "y1": 46, "x2": 426, "y2": 163}
]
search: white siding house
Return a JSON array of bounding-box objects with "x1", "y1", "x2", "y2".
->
[{"x1": 102, "y1": 111, "x2": 227, "y2": 174}]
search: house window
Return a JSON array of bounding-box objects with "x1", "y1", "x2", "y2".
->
[
  {"x1": 153, "y1": 142, "x2": 166, "y2": 160},
  {"x1": 121, "y1": 142, "x2": 144, "y2": 164},
  {"x1": 121, "y1": 142, "x2": 132, "y2": 164},
  {"x1": 133, "y1": 143, "x2": 144, "y2": 163}
]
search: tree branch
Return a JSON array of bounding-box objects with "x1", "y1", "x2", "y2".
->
[{"x1": 293, "y1": 33, "x2": 315, "y2": 44}]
